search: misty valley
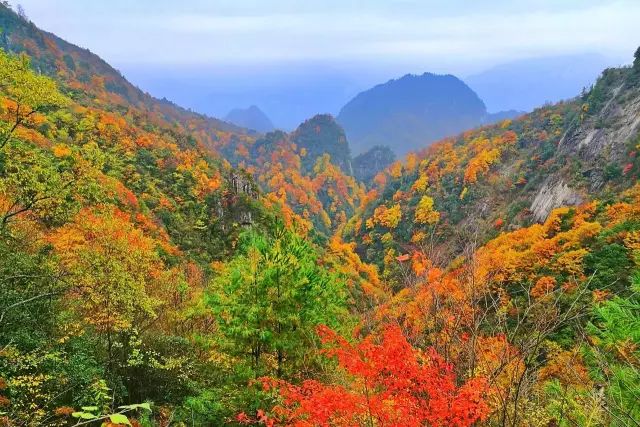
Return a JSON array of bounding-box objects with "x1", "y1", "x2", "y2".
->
[{"x1": 1, "y1": 2, "x2": 640, "y2": 426}]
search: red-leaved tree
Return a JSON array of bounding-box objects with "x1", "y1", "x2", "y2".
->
[{"x1": 244, "y1": 324, "x2": 489, "y2": 427}]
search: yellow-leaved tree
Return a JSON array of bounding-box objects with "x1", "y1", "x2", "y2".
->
[
  {"x1": 0, "y1": 49, "x2": 68, "y2": 148},
  {"x1": 414, "y1": 195, "x2": 440, "y2": 224}
]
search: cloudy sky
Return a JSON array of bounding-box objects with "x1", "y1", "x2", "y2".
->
[
  {"x1": 13, "y1": 0, "x2": 640, "y2": 127},
  {"x1": 15, "y1": 0, "x2": 639, "y2": 67}
]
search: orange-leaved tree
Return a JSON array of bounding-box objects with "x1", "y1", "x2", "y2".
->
[{"x1": 253, "y1": 324, "x2": 489, "y2": 427}]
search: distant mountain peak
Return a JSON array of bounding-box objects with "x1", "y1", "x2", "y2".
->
[
  {"x1": 337, "y1": 72, "x2": 487, "y2": 156},
  {"x1": 225, "y1": 105, "x2": 275, "y2": 133}
]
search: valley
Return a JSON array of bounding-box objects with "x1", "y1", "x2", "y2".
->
[{"x1": 0, "y1": 3, "x2": 639, "y2": 426}]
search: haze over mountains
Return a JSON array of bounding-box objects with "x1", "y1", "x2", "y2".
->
[
  {"x1": 337, "y1": 73, "x2": 520, "y2": 155},
  {"x1": 14, "y1": 0, "x2": 635, "y2": 133},
  {"x1": 121, "y1": 64, "x2": 365, "y2": 130},
  {"x1": 3, "y1": 2, "x2": 640, "y2": 425},
  {"x1": 121, "y1": 55, "x2": 621, "y2": 159},
  {"x1": 225, "y1": 105, "x2": 275, "y2": 133},
  {"x1": 116, "y1": 54, "x2": 625, "y2": 135},
  {"x1": 466, "y1": 53, "x2": 614, "y2": 112}
]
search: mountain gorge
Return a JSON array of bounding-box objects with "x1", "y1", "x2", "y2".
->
[{"x1": 1, "y1": 3, "x2": 640, "y2": 426}]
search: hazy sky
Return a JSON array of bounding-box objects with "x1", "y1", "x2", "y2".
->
[
  {"x1": 15, "y1": 0, "x2": 639, "y2": 68},
  {"x1": 13, "y1": 1, "x2": 640, "y2": 127}
]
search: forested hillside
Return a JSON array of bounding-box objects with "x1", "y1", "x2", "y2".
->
[
  {"x1": 0, "y1": 4, "x2": 362, "y2": 240},
  {"x1": 347, "y1": 56, "x2": 640, "y2": 268},
  {"x1": 1, "y1": 3, "x2": 640, "y2": 426}
]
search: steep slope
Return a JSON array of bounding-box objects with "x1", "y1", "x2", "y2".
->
[
  {"x1": 2, "y1": 3, "x2": 640, "y2": 426},
  {"x1": 0, "y1": 7, "x2": 361, "y2": 425},
  {"x1": 0, "y1": 6, "x2": 365, "y2": 239},
  {"x1": 530, "y1": 64, "x2": 640, "y2": 220},
  {"x1": 290, "y1": 114, "x2": 352, "y2": 175},
  {"x1": 337, "y1": 73, "x2": 488, "y2": 155},
  {"x1": 0, "y1": 4, "x2": 252, "y2": 150},
  {"x1": 331, "y1": 54, "x2": 640, "y2": 426},
  {"x1": 225, "y1": 105, "x2": 275, "y2": 133},
  {"x1": 345, "y1": 59, "x2": 640, "y2": 267},
  {"x1": 0, "y1": 13, "x2": 279, "y2": 425}
]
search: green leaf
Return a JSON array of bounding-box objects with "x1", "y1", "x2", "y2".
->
[
  {"x1": 118, "y1": 402, "x2": 151, "y2": 411},
  {"x1": 109, "y1": 413, "x2": 132, "y2": 425},
  {"x1": 81, "y1": 406, "x2": 98, "y2": 412},
  {"x1": 71, "y1": 412, "x2": 97, "y2": 419}
]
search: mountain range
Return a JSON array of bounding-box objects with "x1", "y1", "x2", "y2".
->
[{"x1": 2, "y1": 3, "x2": 640, "y2": 426}]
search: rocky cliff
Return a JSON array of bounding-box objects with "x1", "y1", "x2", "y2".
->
[{"x1": 530, "y1": 64, "x2": 640, "y2": 220}]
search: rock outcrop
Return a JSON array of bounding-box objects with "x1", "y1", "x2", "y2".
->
[
  {"x1": 531, "y1": 179, "x2": 582, "y2": 222},
  {"x1": 530, "y1": 67, "x2": 640, "y2": 221}
]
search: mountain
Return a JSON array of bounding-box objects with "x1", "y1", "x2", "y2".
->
[
  {"x1": 337, "y1": 73, "x2": 488, "y2": 156},
  {"x1": 345, "y1": 52, "x2": 640, "y2": 267},
  {"x1": 0, "y1": 3, "x2": 249, "y2": 146},
  {"x1": 4, "y1": 2, "x2": 640, "y2": 426},
  {"x1": 249, "y1": 113, "x2": 353, "y2": 178},
  {"x1": 290, "y1": 114, "x2": 352, "y2": 175},
  {"x1": 248, "y1": 115, "x2": 362, "y2": 235},
  {"x1": 0, "y1": 4, "x2": 364, "y2": 239},
  {"x1": 352, "y1": 145, "x2": 396, "y2": 183},
  {"x1": 338, "y1": 51, "x2": 640, "y2": 427},
  {"x1": 0, "y1": 5, "x2": 367, "y2": 424},
  {"x1": 483, "y1": 109, "x2": 525, "y2": 123},
  {"x1": 122, "y1": 63, "x2": 366, "y2": 131},
  {"x1": 466, "y1": 54, "x2": 615, "y2": 113},
  {"x1": 225, "y1": 105, "x2": 275, "y2": 133}
]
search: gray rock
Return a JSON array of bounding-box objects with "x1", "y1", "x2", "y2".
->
[{"x1": 531, "y1": 179, "x2": 582, "y2": 222}]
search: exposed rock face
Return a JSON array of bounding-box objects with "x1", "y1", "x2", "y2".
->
[
  {"x1": 531, "y1": 179, "x2": 582, "y2": 222},
  {"x1": 558, "y1": 84, "x2": 640, "y2": 163},
  {"x1": 530, "y1": 69, "x2": 640, "y2": 222},
  {"x1": 229, "y1": 172, "x2": 258, "y2": 199},
  {"x1": 230, "y1": 171, "x2": 258, "y2": 226},
  {"x1": 213, "y1": 171, "x2": 259, "y2": 230}
]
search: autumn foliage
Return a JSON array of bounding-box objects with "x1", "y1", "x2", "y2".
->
[
  {"x1": 2, "y1": 5, "x2": 640, "y2": 426},
  {"x1": 259, "y1": 325, "x2": 489, "y2": 427}
]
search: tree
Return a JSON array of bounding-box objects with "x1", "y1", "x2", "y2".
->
[
  {"x1": 16, "y1": 4, "x2": 27, "y2": 20},
  {"x1": 414, "y1": 195, "x2": 440, "y2": 225},
  {"x1": 371, "y1": 204, "x2": 402, "y2": 229},
  {"x1": 0, "y1": 140, "x2": 79, "y2": 229},
  {"x1": 0, "y1": 49, "x2": 68, "y2": 149},
  {"x1": 258, "y1": 325, "x2": 489, "y2": 427},
  {"x1": 208, "y1": 224, "x2": 347, "y2": 378},
  {"x1": 0, "y1": 227, "x2": 62, "y2": 344},
  {"x1": 585, "y1": 272, "x2": 640, "y2": 425},
  {"x1": 48, "y1": 205, "x2": 162, "y2": 374}
]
